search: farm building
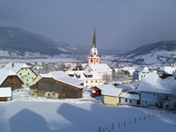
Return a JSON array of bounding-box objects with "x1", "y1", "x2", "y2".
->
[
  {"x1": 0, "y1": 87, "x2": 12, "y2": 101},
  {"x1": 0, "y1": 69, "x2": 23, "y2": 91},
  {"x1": 3, "y1": 63, "x2": 37, "y2": 87},
  {"x1": 30, "y1": 71, "x2": 83, "y2": 99}
]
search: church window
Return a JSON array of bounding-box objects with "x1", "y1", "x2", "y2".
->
[{"x1": 91, "y1": 59, "x2": 93, "y2": 62}]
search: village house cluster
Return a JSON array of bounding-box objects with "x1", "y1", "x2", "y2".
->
[{"x1": 0, "y1": 28, "x2": 176, "y2": 110}]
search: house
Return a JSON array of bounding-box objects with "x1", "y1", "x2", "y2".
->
[
  {"x1": 159, "y1": 66, "x2": 176, "y2": 79},
  {"x1": 133, "y1": 66, "x2": 150, "y2": 81},
  {"x1": 30, "y1": 71, "x2": 83, "y2": 99},
  {"x1": 138, "y1": 72, "x2": 176, "y2": 109},
  {"x1": 111, "y1": 81, "x2": 125, "y2": 86},
  {"x1": 66, "y1": 71, "x2": 101, "y2": 89},
  {"x1": 65, "y1": 63, "x2": 84, "y2": 71},
  {"x1": 3, "y1": 63, "x2": 37, "y2": 87},
  {"x1": 84, "y1": 64, "x2": 112, "y2": 83},
  {"x1": 120, "y1": 91, "x2": 140, "y2": 105},
  {"x1": 0, "y1": 87, "x2": 12, "y2": 101},
  {"x1": 0, "y1": 69, "x2": 23, "y2": 91},
  {"x1": 116, "y1": 84, "x2": 136, "y2": 92},
  {"x1": 120, "y1": 66, "x2": 137, "y2": 77},
  {"x1": 102, "y1": 86, "x2": 124, "y2": 106}
]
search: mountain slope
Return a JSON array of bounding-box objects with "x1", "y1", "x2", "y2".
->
[
  {"x1": 121, "y1": 41, "x2": 176, "y2": 64},
  {"x1": 0, "y1": 26, "x2": 63, "y2": 57},
  {"x1": 124, "y1": 41, "x2": 176, "y2": 58}
]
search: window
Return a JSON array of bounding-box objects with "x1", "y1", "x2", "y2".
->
[
  {"x1": 145, "y1": 101, "x2": 148, "y2": 104},
  {"x1": 86, "y1": 81, "x2": 88, "y2": 83},
  {"x1": 96, "y1": 80, "x2": 97, "y2": 83},
  {"x1": 10, "y1": 77, "x2": 13, "y2": 80},
  {"x1": 48, "y1": 93, "x2": 50, "y2": 97},
  {"x1": 165, "y1": 95, "x2": 169, "y2": 100},
  {"x1": 91, "y1": 81, "x2": 93, "y2": 83},
  {"x1": 125, "y1": 99, "x2": 127, "y2": 102},
  {"x1": 154, "y1": 94, "x2": 156, "y2": 96},
  {"x1": 25, "y1": 68, "x2": 27, "y2": 70},
  {"x1": 157, "y1": 94, "x2": 159, "y2": 97},
  {"x1": 20, "y1": 73, "x2": 22, "y2": 76},
  {"x1": 155, "y1": 103, "x2": 158, "y2": 107},
  {"x1": 28, "y1": 73, "x2": 30, "y2": 75},
  {"x1": 91, "y1": 59, "x2": 93, "y2": 62},
  {"x1": 53, "y1": 93, "x2": 55, "y2": 96},
  {"x1": 130, "y1": 99, "x2": 132, "y2": 103},
  {"x1": 22, "y1": 68, "x2": 24, "y2": 70}
]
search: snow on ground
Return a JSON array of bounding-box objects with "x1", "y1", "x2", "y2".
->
[{"x1": 0, "y1": 89, "x2": 176, "y2": 132}]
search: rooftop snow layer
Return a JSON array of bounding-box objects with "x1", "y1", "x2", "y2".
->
[
  {"x1": 138, "y1": 72, "x2": 176, "y2": 94},
  {"x1": 0, "y1": 69, "x2": 16, "y2": 85},
  {"x1": 120, "y1": 92, "x2": 140, "y2": 100},
  {"x1": 0, "y1": 87, "x2": 12, "y2": 97},
  {"x1": 3, "y1": 63, "x2": 31, "y2": 73},
  {"x1": 37, "y1": 71, "x2": 83, "y2": 89},
  {"x1": 88, "y1": 64, "x2": 112, "y2": 73}
]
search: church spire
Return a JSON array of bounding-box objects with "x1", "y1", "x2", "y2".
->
[
  {"x1": 88, "y1": 27, "x2": 100, "y2": 64},
  {"x1": 92, "y1": 27, "x2": 96, "y2": 48}
]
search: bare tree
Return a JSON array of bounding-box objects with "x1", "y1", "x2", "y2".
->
[{"x1": 102, "y1": 74, "x2": 112, "y2": 83}]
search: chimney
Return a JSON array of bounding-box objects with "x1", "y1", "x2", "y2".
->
[{"x1": 12, "y1": 63, "x2": 14, "y2": 68}]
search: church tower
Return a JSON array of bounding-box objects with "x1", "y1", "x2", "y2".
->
[{"x1": 88, "y1": 28, "x2": 100, "y2": 64}]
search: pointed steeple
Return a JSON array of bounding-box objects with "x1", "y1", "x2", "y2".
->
[
  {"x1": 88, "y1": 27, "x2": 100, "y2": 64},
  {"x1": 92, "y1": 27, "x2": 96, "y2": 48}
]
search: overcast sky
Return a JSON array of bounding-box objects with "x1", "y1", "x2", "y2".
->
[{"x1": 0, "y1": 0, "x2": 176, "y2": 50}]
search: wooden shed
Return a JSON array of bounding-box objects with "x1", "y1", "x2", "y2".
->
[
  {"x1": 0, "y1": 70, "x2": 23, "y2": 91},
  {"x1": 30, "y1": 71, "x2": 83, "y2": 99},
  {"x1": 103, "y1": 88, "x2": 123, "y2": 106},
  {"x1": 0, "y1": 87, "x2": 12, "y2": 101}
]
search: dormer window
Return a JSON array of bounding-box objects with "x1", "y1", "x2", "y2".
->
[
  {"x1": 68, "y1": 74, "x2": 74, "y2": 77},
  {"x1": 84, "y1": 72, "x2": 93, "y2": 78}
]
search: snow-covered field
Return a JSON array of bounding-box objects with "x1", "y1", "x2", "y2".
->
[{"x1": 0, "y1": 90, "x2": 176, "y2": 132}]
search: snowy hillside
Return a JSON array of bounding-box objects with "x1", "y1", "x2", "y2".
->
[
  {"x1": 0, "y1": 89, "x2": 176, "y2": 132},
  {"x1": 121, "y1": 41, "x2": 176, "y2": 64}
]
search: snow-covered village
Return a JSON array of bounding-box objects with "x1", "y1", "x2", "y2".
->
[{"x1": 1, "y1": 1, "x2": 176, "y2": 132}]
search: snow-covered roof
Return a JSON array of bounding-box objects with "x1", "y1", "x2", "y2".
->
[
  {"x1": 120, "y1": 92, "x2": 139, "y2": 100},
  {"x1": 0, "y1": 87, "x2": 12, "y2": 97},
  {"x1": 121, "y1": 66, "x2": 137, "y2": 74},
  {"x1": 135, "y1": 66, "x2": 149, "y2": 73},
  {"x1": 116, "y1": 84, "x2": 135, "y2": 91},
  {"x1": 88, "y1": 64, "x2": 112, "y2": 73},
  {"x1": 160, "y1": 66, "x2": 176, "y2": 75},
  {"x1": 110, "y1": 81, "x2": 125, "y2": 85},
  {"x1": 84, "y1": 72, "x2": 93, "y2": 76},
  {"x1": 138, "y1": 72, "x2": 176, "y2": 94},
  {"x1": 81, "y1": 64, "x2": 88, "y2": 69},
  {"x1": 33, "y1": 71, "x2": 83, "y2": 89},
  {"x1": 95, "y1": 84, "x2": 116, "y2": 91},
  {"x1": 3, "y1": 63, "x2": 31, "y2": 73},
  {"x1": 0, "y1": 69, "x2": 17, "y2": 85},
  {"x1": 66, "y1": 71, "x2": 101, "y2": 80},
  {"x1": 102, "y1": 87, "x2": 123, "y2": 97}
]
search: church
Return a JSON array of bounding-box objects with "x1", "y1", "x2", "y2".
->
[{"x1": 84, "y1": 28, "x2": 112, "y2": 83}]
